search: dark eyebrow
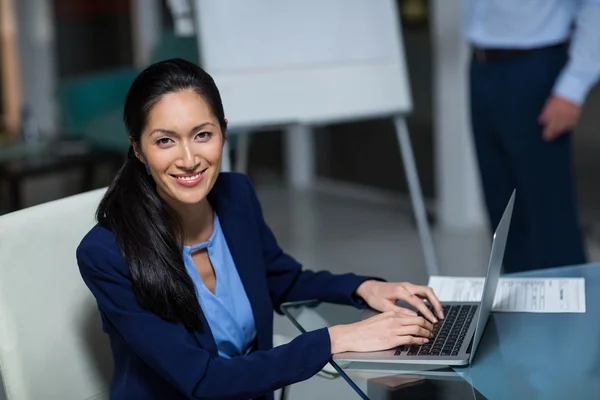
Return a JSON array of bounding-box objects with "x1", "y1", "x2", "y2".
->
[{"x1": 149, "y1": 122, "x2": 216, "y2": 137}]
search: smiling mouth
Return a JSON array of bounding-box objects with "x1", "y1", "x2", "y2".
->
[{"x1": 171, "y1": 169, "x2": 207, "y2": 186}]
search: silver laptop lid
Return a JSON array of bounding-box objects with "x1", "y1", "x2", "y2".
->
[{"x1": 468, "y1": 190, "x2": 515, "y2": 363}]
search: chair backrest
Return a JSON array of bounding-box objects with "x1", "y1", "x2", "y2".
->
[{"x1": 0, "y1": 188, "x2": 112, "y2": 400}]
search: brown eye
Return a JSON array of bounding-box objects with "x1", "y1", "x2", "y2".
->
[{"x1": 196, "y1": 132, "x2": 212, "y2": 140}]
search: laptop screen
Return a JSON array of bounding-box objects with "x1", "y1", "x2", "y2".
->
[{"x1": 469, "y1": 190, "x2": 515, "y2": 363}]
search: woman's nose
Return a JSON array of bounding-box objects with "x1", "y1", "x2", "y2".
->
[{"x1": 179, "y1": 143, "x2": 198, "y2": 169}]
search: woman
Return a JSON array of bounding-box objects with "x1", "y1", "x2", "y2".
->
[{"x1": 77, "y1": 58, "x2": 445, "y2": 400}]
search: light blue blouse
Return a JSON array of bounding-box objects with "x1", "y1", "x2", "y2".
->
[{"x1": 182, "y1": 213, "x2": 257, "y2": 358}]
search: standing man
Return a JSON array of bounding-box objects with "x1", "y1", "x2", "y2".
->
[{"x1": 462, "y1": 0, "x2": 600, "y2": 272}]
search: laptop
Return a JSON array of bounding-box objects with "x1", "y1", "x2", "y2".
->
[{"x1": 333, "y1": 190, "x2": 515, "y2": 366}]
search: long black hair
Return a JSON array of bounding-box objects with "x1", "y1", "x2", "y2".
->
[{"x1": 96, "y1": 58, "x2": 227, "y2": 332}]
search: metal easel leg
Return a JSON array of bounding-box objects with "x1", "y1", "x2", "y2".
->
[
  {"x1": 221, "y1": 139, "x2": 232, "y2": 172},
  {"x1": 284, "y1": 124, "x2": 315, "y2": 189},
  {"x1": 234, "y1": 130, "x2": 251, "y2": 174},
  {"x1": 394, "y1": 116, "x2": 440, "y2": 277}
]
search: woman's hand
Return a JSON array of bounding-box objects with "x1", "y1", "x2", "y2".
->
[
  {"x1": 355, "y1": 280, "x2": 444, "y2": 323},
  {"x1": 328, "y1": 311, "x2": 434, "y2": 354}
]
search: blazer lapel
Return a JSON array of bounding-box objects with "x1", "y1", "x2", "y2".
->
[
  {"x1": 193, "y1": 309, "x2": 218, "y2": 355},
  {"x1": 210, "y1": 188, "x2": 268, "y2": 349}
]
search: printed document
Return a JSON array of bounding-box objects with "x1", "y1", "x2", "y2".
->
[{"x1": 427, "y1": 276, "x2": 586, "y2": 313}]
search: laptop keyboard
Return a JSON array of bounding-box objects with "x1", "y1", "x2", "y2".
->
[{"x1": 394, "y1": 304, "x2": 477, "y2": 357}]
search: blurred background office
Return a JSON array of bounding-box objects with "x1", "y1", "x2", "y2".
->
[
  {"x1": 1, "y1": 1, "x2": 600, "y2": 398},
  {"x1": 1, "y1": 0, "x2": 600, "y2": 297},
  {"x1": 0, "y1": 0, "x2": 600, "y2": 281}
]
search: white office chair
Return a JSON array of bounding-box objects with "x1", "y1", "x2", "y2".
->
[
  {"x1": 0, "y1": 188, "x2": 112, "y2": 400},
  {"x1": 0, "y1": 188, "x2": 299, "y2": 400}
]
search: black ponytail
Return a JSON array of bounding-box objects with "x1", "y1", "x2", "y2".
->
[{"x1": 96, "y1": 59, "x2": 227, "y2": 332}]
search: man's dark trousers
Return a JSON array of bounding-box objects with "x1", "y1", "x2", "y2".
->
[{"x1": 469, "y1": 44, "x2": 587, "y2": 273}]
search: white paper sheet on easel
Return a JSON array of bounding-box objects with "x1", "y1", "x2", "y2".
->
[{"x1": 427, "y1": 276, "x2": 586, "y2": 313}]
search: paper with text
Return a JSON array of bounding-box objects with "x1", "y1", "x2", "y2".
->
[{"x1": 427, "y1": 276, "x2": 586, "y2": 313}]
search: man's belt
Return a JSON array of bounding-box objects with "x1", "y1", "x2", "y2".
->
[{"x1": 473, "y1": 42, "x2": 567, "y2": 63}]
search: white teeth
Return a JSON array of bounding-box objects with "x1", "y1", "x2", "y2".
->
[{"x1": 177, "y1": 173, "x2": 201, "y2": 181}]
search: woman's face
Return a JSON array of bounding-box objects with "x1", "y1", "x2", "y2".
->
[{"x1": 133, "y1": 89, "x2": 224, "y2": 209}]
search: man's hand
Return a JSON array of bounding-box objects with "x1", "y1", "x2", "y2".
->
[{"x1": 538, "y1": 95, "x2": 581, "y2": 141}]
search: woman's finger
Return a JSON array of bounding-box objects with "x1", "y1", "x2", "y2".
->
[
  {"x1": 413, "y1": 285, "x2": 445, "y2": 319},
  {"x1": 389, "y1": 305, "x2": 418, "y2": 317},
  {"x1": 394, "y1": 325, "x2": 434, "y2": 339},
  {"x1": 394, "y1": 334, "x2": 430, "y2": 347},
  {"x1": 392, "y1": 315, "x2": 433, "y2": 332},
  {"x1": 401, "y1": 292, "x2": 438, "y2": 323}
]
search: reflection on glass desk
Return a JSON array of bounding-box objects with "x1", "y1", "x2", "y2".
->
[
  {"x1": 366, "y1": 372, "x2": 486, "y2": 400},
  {"x1": 282, "y1": 263, "x2": 600, "y2": 399}
]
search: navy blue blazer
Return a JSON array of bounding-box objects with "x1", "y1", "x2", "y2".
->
[{"x1": 77, "y1": 172, "x2": 376, "y2": 400}]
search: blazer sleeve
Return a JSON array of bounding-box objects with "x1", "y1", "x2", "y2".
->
[
  {"x1": 241, "y1": 176, "x2": 384, "y2": 312},
  {"x1": 77, "y1": 241, "x2": 333, "y2": 400}
]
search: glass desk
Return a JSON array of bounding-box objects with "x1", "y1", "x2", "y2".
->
[{"x1": 282, "y1": 263, "x2": 600, "y2": 399}]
